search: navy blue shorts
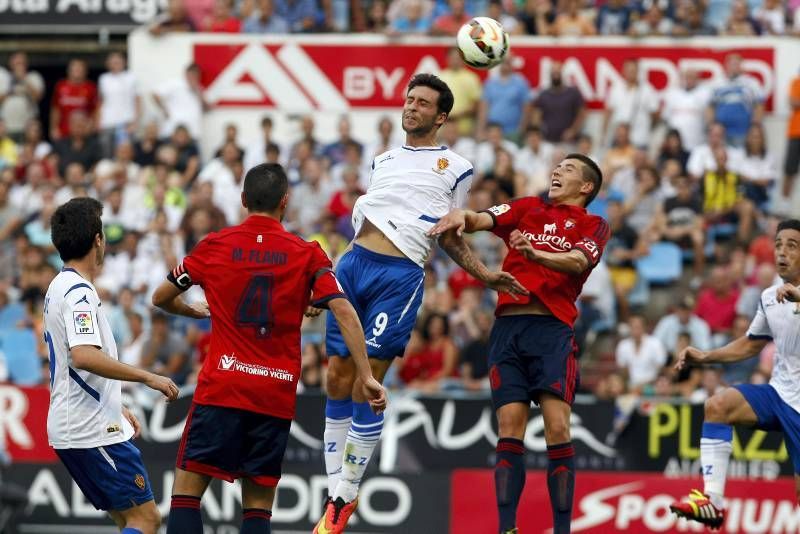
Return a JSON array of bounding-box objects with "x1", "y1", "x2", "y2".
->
[
  {"x1": 177, "y1": 403, "x2": 291, "y2": 487},
  {"x1": 326, "y1": 244, "x2": 424, "y2": 360},
  {"x1": 735, "y1": 384, "x2": 800, "y2": 473},
  {"x1": 56, "y1": 439, "x2": 154, "y2": 511},
  {"x1": 488, "y1": 315, "x2": 579, "y2": 409}
]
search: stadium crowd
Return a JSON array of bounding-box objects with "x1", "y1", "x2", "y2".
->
[{"x1": 0, "y1": 0, "x2": 798, "y2": 412}]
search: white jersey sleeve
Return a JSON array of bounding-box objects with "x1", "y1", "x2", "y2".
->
[
  {"x1": 63, "y1": 283, "x2": 103, "y2": 349},
  {"x1": 746, "y1": 292, "x2": 774, "y2": 340},
  {"x1": 353, "y1": 146, "x2": 474, "y2": 266}
]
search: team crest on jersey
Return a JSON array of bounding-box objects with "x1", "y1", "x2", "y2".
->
[
  {"x1": 488, "y1": 204, "x2": 511, "y2": 216},
  {"x1": 134, "y1": 474, "x2": 145, "y2": 490},
  {"x1": 565, "y1": 219, "x2": 575, "y2": 229},
  {"x1": 433, "y1": 157, "x2": 449, "y2": 174},
  {"x1": 73, "y1": 311, "x2": 94, "y2": 334}
]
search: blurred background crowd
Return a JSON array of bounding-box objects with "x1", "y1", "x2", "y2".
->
[{"x1": 0, "y1": 0, "x2": 799, "y2": 415}]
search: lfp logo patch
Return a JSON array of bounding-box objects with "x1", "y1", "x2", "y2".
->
[{"x1": 73, "y1": 312, "x2": 94, "y2": 334}]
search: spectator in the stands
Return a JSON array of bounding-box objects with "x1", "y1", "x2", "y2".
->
[
  {"x1": 605, "y1": 199, "x2": 643, "y2": 321},
  {"x1": 389, "y1": 0, "x2": 433, "y2": 34},
  {"x1": 149, "y1": 0, "x2": 197, "y2": 34},
  {"x1": 722, "y1": 0, "x2": 760, "y2": 36},
  {"x1": 695, "y1": 265, "x2": 741, "y2": 347},
  {"x1": 552, "y1": 0, "x2": 596, "y2": 36},
  {"x1": 477, "y1": 54, "x2": 531, "y2": 141},
  {"x1": 532, "y1": 60, "x2": 586, "y2": 145},
  {"x1": 153, "y1": 64, "x2": 207, "y2": 142},
  {"x1": 662, "y1": 69, "x2": 711, "y2": 150},
  {"x1": 323, "y1": 116, "x2": 362, "y2": 167},
  {"x1": 596, "y1": 0, "x2": 633, "y2": 35},
  {"x1": 672, "y1": 2, "x2": 717, "y2": 36},
  {"x1": 431, "y1": 0, "x2": 470, "y2": 35},
  {"x1": 739, "y1": 122, "x2": 777, "y2": 210},
  {"x1": 0, "y1": 52, "x2": 45, "y2": 142},
  {"x1": 687, "y1": 122, "x2": 744, "y2": 181},
  {"x1": 615, "y1": 315, "x2": 668, "y2": 392},
  {"x1": 707, "y1": 53, "x2": 764, "y2": 146},
  {"x1": 784, "y1": 66, "x2": 800, "y2": 198},
  {"x1": 603, "y1": 58, "x2": 659, "y2": 149},
  {"x1": 97, "y1": 52, "x2": 140, "y2": 159},
  {"x1": 399, "y1": 313, "x2": 459, "y2": 393},
  {"x1": 50, "y1": 59, "x2": 97, "y2": 142},
  {"x1": 653, "y1": 294, "x2": 712, "y2": 355},
  {"x1": 518, "y1": 0, "x2": 555, "y2": 35},
  {"x1": 52, "y1": 111, "x2": 101, "y2": 177},
  {"x1": 629, "y1": 4, "x2": 673, "y2": 36},
  {"x1": 203, "y1": 0, "x2": 242, "y2": 31},
  {"x1": 736, "y1": 263, "x2": 778, "y2": 319},
  {"x1": 701, "y1": 147, "x2": 755, "y2": 243},
  {"x1": 438, "y1": 47, "x2": 482, "y2": 137},
  {"x1": 243, "y1": 0, "x2": 290, "y2": 33},
  {"x1": 753, "y1": 0, "x2": 786, "y2": 35}
]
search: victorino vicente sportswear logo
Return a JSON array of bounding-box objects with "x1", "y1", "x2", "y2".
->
[
  {"x1": 523, "y1": 223, "x2": 573, "y2": 252},
  {"x1": 216, "y1": 353, "x2": 295, "y2": 382},
  {"x1": 219, "y1": 354, "x2": 236, "y2": 371}
]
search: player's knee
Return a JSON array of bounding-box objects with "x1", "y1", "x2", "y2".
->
[
  {"x1": 544, "y1": 419, "x2": 570, "y2": 444},
  {"x1": 126, "y1": 501, "x2": 161, "y2": 531},
  {"x1": 326, "y1": 364, "x2": 354, "y2": 398},
  {"x1": 704, "y1": 394, "x2": 729, "y2": 423}
]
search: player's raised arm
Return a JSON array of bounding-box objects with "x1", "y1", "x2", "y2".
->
[
  {"x1": 327, "y1": 298, "x2": 387, "y2": 414},
  {"x1": 427, "y1": 208, "x2": 495, "y2": 237},
  {"x1": 674, "y1": 336, "x2": 770, "y2": 371},
  {"x1": 71, "y1": 345, "x2": 179, "y2": 401}
]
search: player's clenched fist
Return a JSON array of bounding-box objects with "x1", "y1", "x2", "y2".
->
[
  {"x1": 776, "y1": 283, "x2": 800, "y2": 303},
  {"x1": 673, "y1": 346, "x2": 708, "y2": 371},
  {"x1": 145, "y1": 373, "x2": 179, "y2": 402},
  {"x1": 362, "y1": 376, "x2": 388, "y2": 415}
]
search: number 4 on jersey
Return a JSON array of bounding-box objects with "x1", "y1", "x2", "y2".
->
[{"x1": 237, "y1": 274, "x2": 274, "y2": 338}]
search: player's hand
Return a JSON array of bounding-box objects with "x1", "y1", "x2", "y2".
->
[
  {"x1": 188, "y1": 301, "x2": 210, "y2": 319},
  {"x1": 776, "y1": 283, "x2": 800, "y2": 303},
  {"x1": 122, "y1": 407, "x2": 141, "y2": 439},
  {"x1": 304, "y1": 306, "x2": 324, "y2": 318},
  {"x1": 361, "y1": 376, "x2": 388, "y2": 415},
  {"x1": 509, "y1": 230, "x2": 536, "y2": 261},
  {"x1": 673, "y1": 346, "x2": 707, "y2": 372},
  {"x1": 484, "y1": 271, "x2": 529, "y2": 300},
  {"x1": 145, "y1": 373, "x2": 179, "y2": 402},
  {"x1": 427, "y1": 210, "x2": 466, "y2": 237}
]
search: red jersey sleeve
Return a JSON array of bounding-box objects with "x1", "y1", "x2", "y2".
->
[
  {"x1": 167, "y1": 234, "x2": 215, "y2": 291},
  {"x1": 574, "y1": 215, "x2": 610, "y2": 268},
  {"x1": 309, "y1": 243, "x2": 347, "y2": 309},
  {"x1": 481, "y1": 197, "x2": 538, "y2": 241}
]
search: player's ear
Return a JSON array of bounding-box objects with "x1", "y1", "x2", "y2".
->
[
  {"x1": 280, "y1": 192, "x2": 289, "y2": 210},
  {"x1": 241, "y1": 191, "x2": 248, "y2": 210},
  {"x1": 435, "y1": 112, "x2": 448, "y2": 127}
]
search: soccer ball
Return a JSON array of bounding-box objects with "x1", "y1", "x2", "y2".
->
[{"x1": 456, "y1": 17, "x2": 510, "y2": 70}]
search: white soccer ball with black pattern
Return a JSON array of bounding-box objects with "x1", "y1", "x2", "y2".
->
[{"x1": 456, "y1": 17, "x2": 510, "y2": 70}]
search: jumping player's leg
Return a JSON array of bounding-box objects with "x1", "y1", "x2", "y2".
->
[
  {"x1": 540, "y1": 393, "x2": 575, "y2": 534},
  {"x1": 240, "y1": 478, "x2": 276, "y2": 534},
  {"x1": 116, "y1": 501, "x2": 162, "y2": 534},
  {"x1": 323, "y1": 355, "x2": 356, "y2": 496},
  {"x1": 332, "y1": 358, "x2": 393, "y2": 504},
  {"x1": 166, "y1": 469, "x2": 211, "y2": 534},
  {"x1": 671, "y1": 385, "x2": 760, "y2": 529},
  {"x1": 495, "y1": 401, "x2": 529, "y2": 534}
]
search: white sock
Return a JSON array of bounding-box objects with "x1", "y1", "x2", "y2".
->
[
  {"x1": 700, "y1": 422, "x2": 733, "y2": 508},
  {"x1": 324, "y1": 416, "x2": 352, "y2": 497},
  {"x1": 333, "y1": 403, "x2": 383, "y2": 503}
]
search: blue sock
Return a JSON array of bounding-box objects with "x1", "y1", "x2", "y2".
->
[
  {"x1": 121, "y1": 529, "x2": 143, "y2": 534},
  {"x1": 167, "y1": 494, "x2": 203, "y2": 534},
  {"x1": 241, "y1": 508, "x2": 271, "y2": 533},
  {"x1": 495, "y1": 437, "x2": 526, "y2": 532},
  {"x1": 547, "y1": 442, "x2": 575, "y2": 534}
]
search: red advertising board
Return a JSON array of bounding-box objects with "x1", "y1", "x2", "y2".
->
[
  {"x1": 1, "y1": 385, "x2": 56, "y2": 462},
  {"x1": 194, "y1": 43, "x2": 775, "y2": 110},
  {"x1": 451, "y1": 470, "x2": 799, "y2": 533}
]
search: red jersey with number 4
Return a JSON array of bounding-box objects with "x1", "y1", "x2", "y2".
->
[
  {"x1": 176, "y1": 215, "x2": 345, "y2": 419},
  {"x1": 482, "y1": 197, "x2": 609, "y2": 327}
]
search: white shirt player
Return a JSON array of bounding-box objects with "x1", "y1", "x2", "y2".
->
[
  {"x1": 45, "y1": 268, "x2": 134, "y2": 448},
  {"x1": 353, "y1": 145, "x2": 474, "y2": 267},
  {"x1": 747, "y1": 284, "x2": 800, "y2": 413}
]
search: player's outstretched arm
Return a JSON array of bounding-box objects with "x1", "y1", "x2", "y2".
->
[
  {"x1": 71, "y1": 345, "x2": 179, "y2": 401},
  {"x1": 152, "y1": 280, "x2": 210, "y2": 320},
  {"x1": 328, "y1": 298, "x2": 387, "y2": 414},
  {"x1": 674, "y1": 336, "x2": 770, "y2": 371},
  {"x1": 427, "y1": 209, "x2": 495, "y2": 237},
  {"x1": 509, "y1": 229, "x2": 590, "y2": 274}
]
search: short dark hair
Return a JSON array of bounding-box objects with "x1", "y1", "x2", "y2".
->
[
  {"x1": 51, "y1": 198, "x2": 103, "y2": 262},
  {"x1": 243, "y1": 163, "x2": 289, "y2": 212},
  {"x1": 261, "y1": 115, "x2": 273, "y2": 128},
  {"x1": 407, "y1": 73, "x2": 454, "y2": 116},
  {"x1": 565, "y1": 153, "x2": 603, "y2": 207},
  {"x1": 777, "y1": 219, "x2": 800, "y2": 235}
]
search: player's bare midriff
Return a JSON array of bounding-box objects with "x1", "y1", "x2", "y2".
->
[
  {"x1": 354, "y1": 217, "x2": 407, "y2": 258},
  {"x1": 499, "y1": 294, "x2": 553, "y2": 318}
]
